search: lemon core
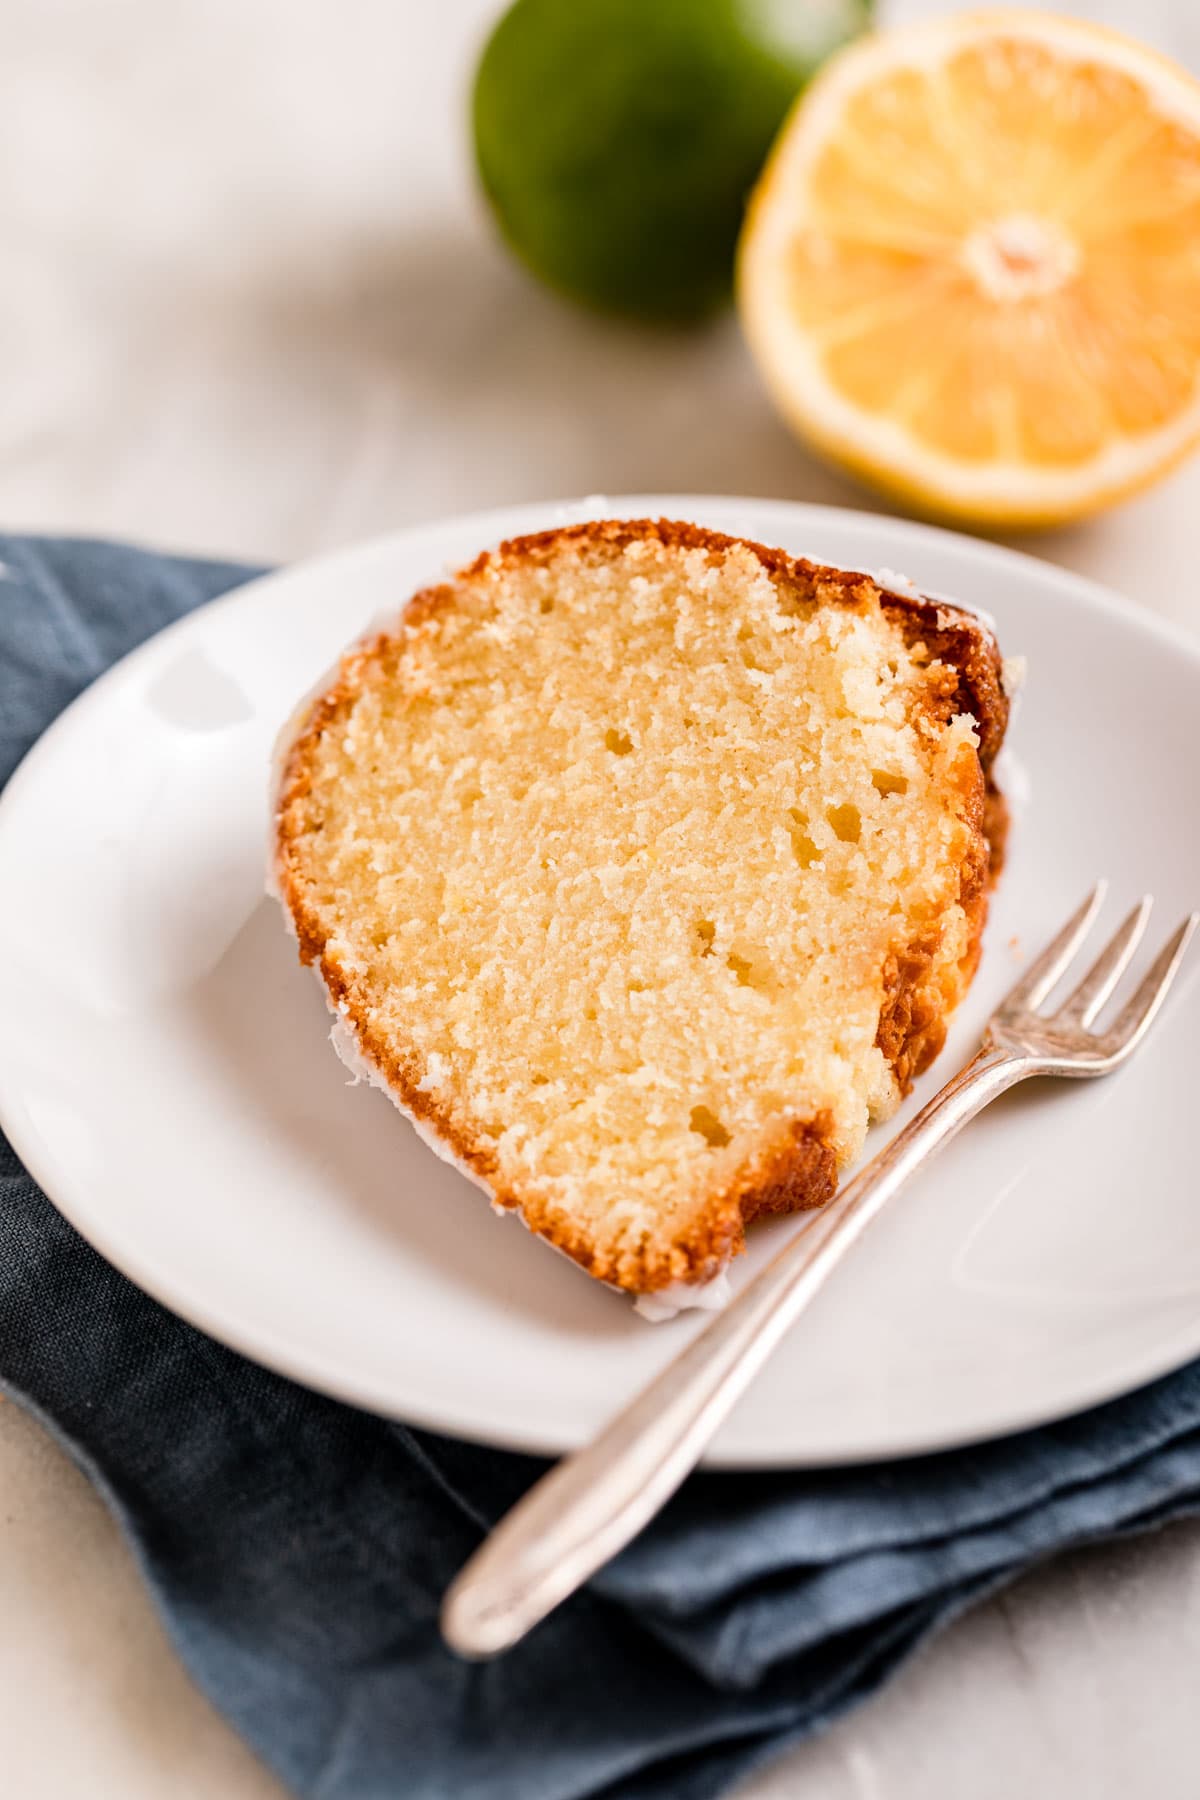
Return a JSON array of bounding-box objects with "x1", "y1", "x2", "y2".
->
[{"x1": 961, "y1": 214, "x2": 1080, "y2": 304}]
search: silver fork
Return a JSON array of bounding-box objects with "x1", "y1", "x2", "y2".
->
[{"x1": 442, "y1": 882, "x2": 1198, "y2": 1658}]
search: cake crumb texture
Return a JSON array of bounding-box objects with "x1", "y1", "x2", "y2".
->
[{"x1": 275, "y1": 519, "x2": 1007, "y2": 1294}]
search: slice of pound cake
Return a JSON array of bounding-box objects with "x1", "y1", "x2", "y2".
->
[{"x1": 272, "y1": 519, "x2": 1009, "y2": 1308}]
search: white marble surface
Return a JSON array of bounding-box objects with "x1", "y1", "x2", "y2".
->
[{"x1": 3, "y1": 0, "x2": 1200, "y2": 1794}]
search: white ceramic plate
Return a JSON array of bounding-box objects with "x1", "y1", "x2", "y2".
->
[{"x1": 2, "y1": 497, "x2": 1199, "y2": 1467}]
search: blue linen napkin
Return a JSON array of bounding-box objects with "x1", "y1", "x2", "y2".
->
[{"x1": 3, "y1": 533, "x2": 1200, "y2": 1800}]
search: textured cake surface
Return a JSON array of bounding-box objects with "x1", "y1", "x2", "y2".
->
[{"x1": 273, "y1": 519, "x2": 1008, "y2": 1295}]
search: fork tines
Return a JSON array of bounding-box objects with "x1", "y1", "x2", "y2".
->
[{"x1": 995, "y1": 880, "x2": 1198, "y2": 1065}]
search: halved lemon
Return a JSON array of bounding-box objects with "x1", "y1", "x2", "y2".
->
[{"x1": 738, "y1": 11, "x2": 1200, "y2": 528}]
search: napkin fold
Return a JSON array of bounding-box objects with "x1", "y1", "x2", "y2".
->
[{"x1": 3, "y1": 534, "x2": 1200, "y2": 1800}]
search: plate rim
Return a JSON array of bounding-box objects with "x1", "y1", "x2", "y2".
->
[{"x1": 3, "y1": 495, "x2": 1200, "y2": 1468}]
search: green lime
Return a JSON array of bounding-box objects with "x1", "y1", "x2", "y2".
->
[{"x1": 472, "y1": 0, "x2": 871, "y2": 324}]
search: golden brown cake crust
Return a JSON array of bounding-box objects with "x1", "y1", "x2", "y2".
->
[{"x1": 274, "y1": 518, "x2": 1009, "y2": 1294}]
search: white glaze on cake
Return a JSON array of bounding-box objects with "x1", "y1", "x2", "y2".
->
[
  {"x1": 633, "y1": 1270, "x2": 734, "y2": 1323},
  {"x1": 326, "y1": 1007, "x2": 493, "y2": 1196}
]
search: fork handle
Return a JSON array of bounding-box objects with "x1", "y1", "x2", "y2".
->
[{"x1": 441, "y1": 1045, "x2": 1028, "y2": 1658}]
